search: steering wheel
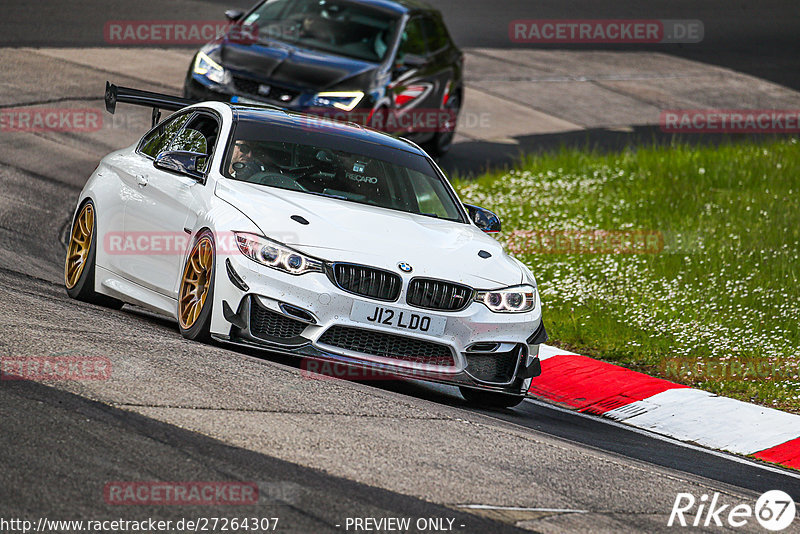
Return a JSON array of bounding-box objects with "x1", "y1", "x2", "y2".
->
[
  {"x1": 274, "y1": 163, "x2": 314, "y2": 176},
  {"x1": 249, "y1": 171, "x2": 308, "y2": 192}
]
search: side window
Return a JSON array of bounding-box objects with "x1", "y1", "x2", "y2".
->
[
  {"x1": 407, "y1": 170, "x2": 460, "y2": 220},
  {"x1": 139, "y1": 113, "x2": 191, "y2": 158},
  {"x1": 169, "y1": 113, "x2": 220, "y2": 173},
  {"x1": 398, "y1": 17, "x2": 428, "y2": 58},
  {"x1": 421, "y1": 16, "x2": 449, "y2": 52},
  {"x1": 252, "y1": 0, "x2": 292, "y2": 21}
]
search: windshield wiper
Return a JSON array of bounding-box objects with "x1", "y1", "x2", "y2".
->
[{"x1": 306, "y1": 191, "x2": 349, "y2": 201}]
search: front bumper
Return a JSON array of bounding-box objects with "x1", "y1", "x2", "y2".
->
[
  {"x1": 211, "y1": 255, "x2": 543, "y2": 396},
  {"x1": 186, "y1": 74, "x2": 336, "y2": 113}
]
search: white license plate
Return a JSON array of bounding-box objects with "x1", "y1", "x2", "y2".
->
[{"x1": 350, "y1": 301, "x2": 446, "y2": 337}]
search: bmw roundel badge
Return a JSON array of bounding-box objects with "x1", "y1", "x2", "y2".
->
[{"x1": 398, "y1": 262, "x2": 413, "y2": 273}]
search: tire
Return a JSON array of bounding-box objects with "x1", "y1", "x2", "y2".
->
[
  {"x1": 64, "y1": 200, "x2": 124, "y2": 309},
  {"x1": 459, "y1": 386, "x2": 526, "y2": 409},
  {"x1": 177, "y1": 230, "x2": 215, "y2": 342},
  {"x1": 424, "y1": 92, "x2": 461, "y2": 158}
]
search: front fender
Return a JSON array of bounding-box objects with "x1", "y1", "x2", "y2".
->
[{"x1": 186, "y1": 195, "x2": 263, "y2": 337}]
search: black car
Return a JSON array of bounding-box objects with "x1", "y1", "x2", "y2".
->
[{"x1": 184, "y1": 0, "x2": 464, "y2": 156}]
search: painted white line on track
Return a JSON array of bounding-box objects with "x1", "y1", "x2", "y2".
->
[
  {"x1": 457, "y1": 505, "x2": 588, "y2": 513},
  {"x1": 523, "y1": 398, "x2": 800, "y2": 481}
]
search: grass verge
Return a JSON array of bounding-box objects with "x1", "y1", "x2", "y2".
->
[{"x1": 454, "y1": 138, "x2": 800, "y2": 412}]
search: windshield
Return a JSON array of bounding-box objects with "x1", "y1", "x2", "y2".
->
[
  {"x1": 223, "y1": 132, "x2": 464, "y2": 222},
  {"x1": 242, "y1": 0, "x2": 399, "y2": 62}
]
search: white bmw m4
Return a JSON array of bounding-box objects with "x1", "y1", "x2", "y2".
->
[{"x1": 65, "y1": 84, "x2": 546, "y2": 408}]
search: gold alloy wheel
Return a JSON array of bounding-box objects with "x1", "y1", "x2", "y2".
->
[
  {"x1": 64, "y1": 203, "x2": 94, "y2": 289},
  {"x1": 178, "y1": 235, "x2": 214, "y2": 329}
]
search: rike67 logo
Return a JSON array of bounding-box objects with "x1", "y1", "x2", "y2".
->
[{"x1": 668, "y1": 490, "x2": 795, "y2": 530}]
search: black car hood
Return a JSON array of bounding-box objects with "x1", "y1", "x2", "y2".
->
[{"x1": 220, "y1": 41, "x2": 378, "y2": 90}]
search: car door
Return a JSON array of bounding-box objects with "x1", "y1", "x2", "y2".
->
[
  {"x1": 122, "y1": 110, "x2": 219, "y2": 298},
  {"x1": 388, "y1": 15, "x2": 452, "y2": 137},
  {"x1": 419, "y1": 15, "x2": 458, "y2": 113},
  {"x1": 105, "y1": 112, "x2": 191, "y2": 277},
  {"x1": 387, "y1": 16, "x2": 437, "y2": 135}
]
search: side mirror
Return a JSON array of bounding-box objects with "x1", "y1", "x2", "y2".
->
[
  {"x1": 154, "y1": 151, "x2": 208, "y2": 180},
  {"x1": 465, "y1": 204, "x2": 501, "y2": 233},
  {"x1": 225, "y1": 9, "x2": 245, "y2": 22}
]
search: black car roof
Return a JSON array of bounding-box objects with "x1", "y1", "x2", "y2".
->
[{"x1": 231, "y1": 106, "x2": 427, "y2": 156}]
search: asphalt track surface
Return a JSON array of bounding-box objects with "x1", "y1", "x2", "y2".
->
[
  {"x1": 1, "y1": 378, "x2": 524, "y2": 534},
  {"x1": 2, "y1": 1, "x2": 800, "y2": 533}
]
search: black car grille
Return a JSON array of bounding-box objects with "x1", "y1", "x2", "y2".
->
[
  {"x1": 329, "y1": 263, "x2": 402, "y2": 302},
  {"x1": 317, "y1": 326, "x2": 455, "y2": 367},
  {"x1": 465, "y1": 346, "x2": 522, "y2": 383},
  {"x1": 232, "y1": 76, "x2": 299, "y2": 103},
  {"x1": 406, "y1": 278, "x2": 473, "y2": 311},
  {"x1": 250, "y1": 301, "x2": 308, "y2": 340}
]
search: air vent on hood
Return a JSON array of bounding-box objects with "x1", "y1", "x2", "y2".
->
[{"x1": 291, "y1": 215, "x2": 309, "y2": 225}]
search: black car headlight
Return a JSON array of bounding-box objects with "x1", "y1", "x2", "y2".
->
[
  {"x1": 193, "y1": 51, "x2": 230, "y2": 85},
  {"x1": 475, "y1": 284, "x2": 537, "y2": 313},
  {"x1": 311, "y1": 91, "x2": 365, "y2": 111},
  {"x1": 235, "y1": 232, "x2": 323, "y2": 275}
]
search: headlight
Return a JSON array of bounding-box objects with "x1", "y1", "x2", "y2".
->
[
  {"x1": 475, "y1": 284, "x2": 537, "y2": 313},
  {"x1": 234, "y1": 233, "x2": 323, "y2": 275},
  {"x1": 193, "y1": 51, "x2": 230, "y2": 85},
  {"x1": 311, "y1": 91, "x2": 365, "y2": 111}
]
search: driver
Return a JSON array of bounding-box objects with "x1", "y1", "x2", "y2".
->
[{"x1": 229, "y1": 140, "x2": 265, "y2": 181}]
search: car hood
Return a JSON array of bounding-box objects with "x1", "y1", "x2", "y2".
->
[
  {"x1": 219, "y1": 40, "x2": 377, "y2": 91},
  {"x1": 216, "y1": 180, "x2": 524, "y2": 288}
]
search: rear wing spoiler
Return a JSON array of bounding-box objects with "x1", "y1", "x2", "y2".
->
[{"x1": 104, "y1": 82, "x2": 198, "y2": 126}]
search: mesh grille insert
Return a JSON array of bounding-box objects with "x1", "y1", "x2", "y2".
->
[
  {"x1": 250, "y1": 301, "x2": 308, "y2": 340},
  {"x1": 464, "y1": 347, "x2": 521, "y2": 383},
  {"x1": 232, "y1": 76, "x2": 299, "y2": 103},
  {"x1": 318, "y1": 325, "x2": 454, "y2": 367}
]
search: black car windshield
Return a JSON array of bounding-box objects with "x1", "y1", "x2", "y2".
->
[
  {"x1": 222, "y1": 122, "x2": 464, "y2": 222},
  {"x1": 242, "y1": 0, "x2": 399, "y2": 62}
]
